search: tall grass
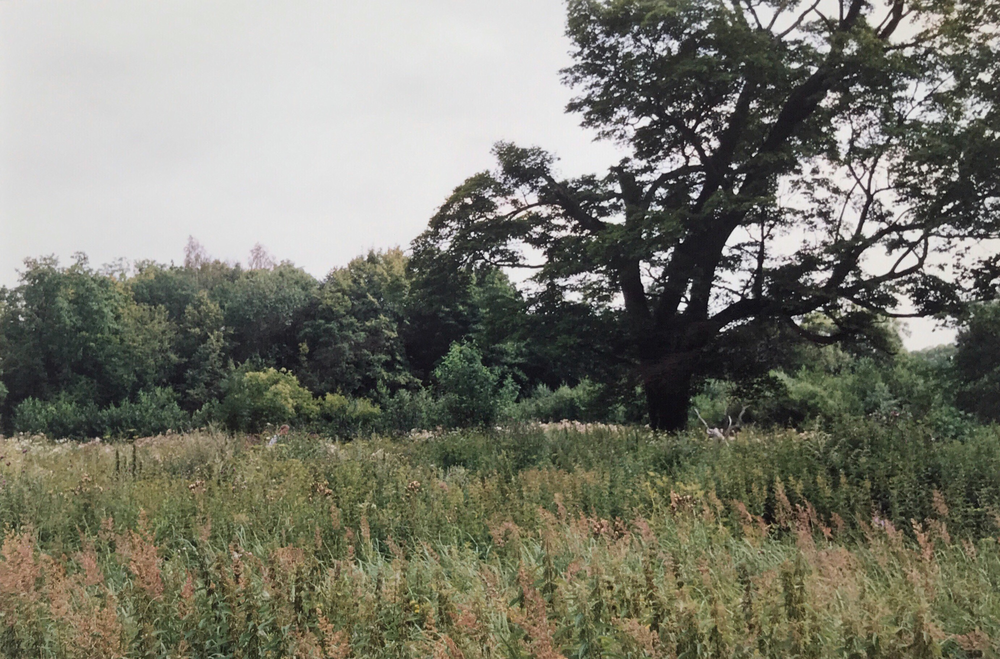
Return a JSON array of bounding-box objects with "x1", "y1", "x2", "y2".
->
[{"x1": 1, "y1": 423, "x2": 998, "y2": 657}]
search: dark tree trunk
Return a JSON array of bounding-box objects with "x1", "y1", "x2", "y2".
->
[{"x1": 642, "y1": 354, "x2": 697, "y2": 432}]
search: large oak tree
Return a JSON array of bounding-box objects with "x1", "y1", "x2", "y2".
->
[{"x1": 415, "y1": 0, "x2": 1000, "y2": 429}]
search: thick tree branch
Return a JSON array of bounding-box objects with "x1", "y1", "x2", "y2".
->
[
  {"x1": 651, "y1": 0, "x2": 879, "y2": 333},
  {"x1": 618, "y1": 257, "x2": 652, "y2": 324},
  {"x1": 782, "y1": 316, "x2": 845, "y2": 345},
  {"x1": 697, "y1": 77, "x2": 759, "y2": 208},
  {"x1": 877, "y1": 0, "x2": 907, "y2": 40},
  {"x1": 543, "y1": 175, "x2": 607, "y2": 234},
  {"x1": 643, "y1": 164, "x2": 701, "y2": 206}
]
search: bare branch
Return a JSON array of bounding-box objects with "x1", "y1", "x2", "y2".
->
[
  {"x1": 694, "y1": 408, "x2": 711, "y2": 431},
  {"x1": 743, "y1": 0, "x2": 766, "y2": 31},
  {"x1": 766, "y1": 0, "x2": 791, "y2": 31},
  {"x1": 776, "y1": 0, "x2": 823, "y2": 39}
]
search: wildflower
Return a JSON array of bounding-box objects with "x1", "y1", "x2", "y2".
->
[
  {"x1": 932, "y1": 490, "x2": 950, "y2": 518},
  {"x1": 0, "y1": 529, "x2": 40, "y2": 606},
  {"x1": 76, "y1": 544, "x2": 104, "y2": 587},
  {"x1": 511, "y1": 568, "x2": 565, "y2": 659},
  {"x1": 123, "y1": 515, "x2": 164, "y2": 600},
  {"x1": 318, "y1": 617, "x2": 351, "y2": 659},
  {"x1": 487, "y1": 519, "x2": 520, "y2": 547},
  {"x1": 313, "y1": 481, "x2": 334, "y2": 497}
]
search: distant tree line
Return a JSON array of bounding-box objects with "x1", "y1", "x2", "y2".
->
[
  {"x1": 0, "y1": 240, "x2": 624, "y2": 438},
  {"x1": 0, "y1": 238, "x2": 997, "y2": 439}
]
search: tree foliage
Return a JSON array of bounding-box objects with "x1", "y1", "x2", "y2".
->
[
  {"x1": 0, "y1": 247, "x2": 544, "y2": 437},
  {"x1": 0, "y1": 255, "x2": 175, "y2": 409},
  {"x1": 299, "y1": 249, "x2": 415, "y2": 397},
  {"x1": 433, "y1": 343, "x2": 518, "y2": 428}
]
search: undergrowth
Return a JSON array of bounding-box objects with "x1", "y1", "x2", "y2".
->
[{"x1": 1, "y1": 422, "x2": 999, "y2": 657}]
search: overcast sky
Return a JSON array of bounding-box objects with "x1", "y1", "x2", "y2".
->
[{"x1": 0, "y1": 0, "x2": 953, "y2": 349}]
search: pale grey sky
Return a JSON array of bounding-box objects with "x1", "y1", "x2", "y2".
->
[{"x1": 0, "y1": 0, "x2": 953, "y2": 349}]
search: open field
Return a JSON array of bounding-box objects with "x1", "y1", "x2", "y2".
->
[{"x1": 2, "y1": 423, "x2": 1000, "y2": 658}]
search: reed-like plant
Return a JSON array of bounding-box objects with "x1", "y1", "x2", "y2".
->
[{"x1": 0, "y1": 424, "x2": 998, "y2": 657}]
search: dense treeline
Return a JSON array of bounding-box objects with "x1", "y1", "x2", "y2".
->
[
  {"x1": 0, "y1": 241, "x2": 616, "y2": 438},
  {"x1": 0, "y1": 240, "x2": 997, "y2": 439}
]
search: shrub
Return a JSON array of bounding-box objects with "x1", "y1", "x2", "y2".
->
[
  {"x1": 191, "y1": 398, "x2": 223, "y2": 429},
  {"x1": 14, "y1": 390, "x2": 190, "y2": 440},
  {"x1": 764, "y1": 370, "x2": 844, "y2": 425},
  {"x1": 517, "y1": 379, "x2": 607, "y2": 423},
  {"x1": 13, "y1": 395, "x2": 100, "y2": 439},
  {"x1": 315, "y1": 393, "x2": 381, "y2": 438},
  {"x1": 377, "y1": 386, "x2": 440, "y2": 435},
  {"x1": 688, "y1": 378, "x2": 741, "y2": 428},
  {"x1": 751, "y1": 353, "x2": 957, "y2": 429},
  {"x1": 923, "y1": 403, "x2": 978, "y2": 441},
  {"x1": 218, "y1": 368, "x2": 318, "y2": 433},
  {"x1": 433, "y1": 343, "x2": 517, "y2": 428},
  {"x1": 99, "y1": 388, "x2": 190, "y2": 439}
]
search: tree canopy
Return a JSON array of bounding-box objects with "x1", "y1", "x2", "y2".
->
[
  {"x1": 415, "y1": 0, "x2": 1000, "y2": 429},
  {"x1": 0, "y1": 246, "x2": 550, "y2": 436}
]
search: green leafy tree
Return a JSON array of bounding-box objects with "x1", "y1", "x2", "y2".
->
[
  {"x1": 213, "y1": 263, "x2": 318, "y2": 367},
  {"x1": 178, "y1": 290, "x2": 233, "y2": 411},
  {"x1": 299, "y1": 249, "x2": 416, "y2": 396},
  {"x1": 955, "y1": 303, "x2": 1000, "y2": 422},
  {"x1": 403, "y1": 249, "x2": 481, "y2": 380},
  {"x1": 0, "y1": 255, "x2": 176, "y2": 413},
  {"x1": 0, "y1": 292, "x2": 7, "y2": 419},
  {"x1": 129, "y1": 261, "x2": 202, "y2": 321},
  {"x1": 415, "y1": 0, "x2": 1000, "y2": 429},
  {"x1": 405, "y1": 250, "x2": 615, "y2": 393},
  {"x1": 219, "y1": 368, "x2": 318, "y2": 433},
  {"x1": 433, "y1": 342, "x2": 517, "y2": 428},
  {"x1": 404, "y1": 253, "x2": 537, "y2": 381}
]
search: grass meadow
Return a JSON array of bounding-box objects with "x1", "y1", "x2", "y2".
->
[{"x1": 1, "y1": 422, "x2": 1000, "y2": 658}]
